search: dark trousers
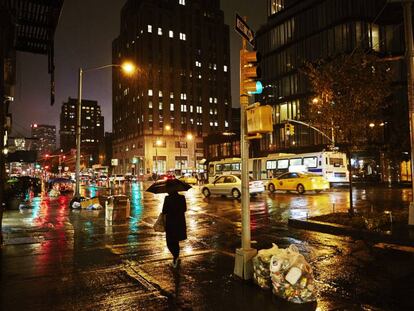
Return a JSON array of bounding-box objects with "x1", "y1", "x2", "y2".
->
[{"x1": 166, "y1": 238, "x2": 180, "y2": 259}]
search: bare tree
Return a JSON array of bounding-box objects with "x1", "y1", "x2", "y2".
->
[{"x1": 304, "y1": 51, "x2": 394, "y2": 214}]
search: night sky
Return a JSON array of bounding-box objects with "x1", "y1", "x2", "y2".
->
[{"x1": 12, "y1": 0, "x2": 267, "y2": 142}]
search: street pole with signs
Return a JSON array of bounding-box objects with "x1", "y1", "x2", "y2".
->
[{"x1": 234, "y1": 15, "x2": 259, "y2": 280}]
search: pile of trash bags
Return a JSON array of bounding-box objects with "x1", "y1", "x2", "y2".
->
[{"x1": 253, "y1": 243, "x2": 316, "y2": 304}]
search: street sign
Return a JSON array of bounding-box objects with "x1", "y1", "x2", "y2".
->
[{"x1": 235, "y1": 14, "x2": 255, "y2": 46}]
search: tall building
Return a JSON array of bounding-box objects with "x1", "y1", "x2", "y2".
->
[
  {"x1": 112, "y1": 0, "x2": 231, "y2": 174},
  {"x1": 60, "y1": 97, "x2": 104, "y2": 164},
  {"x1": 31, "y1": 124, "x2": 56, "y2": 156},
  {"x1": 254, "y1": 0, "x2": 408, "y2": 180}
]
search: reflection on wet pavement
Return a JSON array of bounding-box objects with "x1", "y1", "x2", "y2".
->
[{"x1": 1, "y1": 183, "x2": 413, "y2": 310}]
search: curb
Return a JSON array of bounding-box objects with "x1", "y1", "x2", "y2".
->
[{"x1": 288, "y1": 218, "x2": 414, "y2": 247}]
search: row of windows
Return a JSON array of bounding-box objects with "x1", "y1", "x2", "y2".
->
[{"x1": 147, "y1": 25, "x2": 187, "y2": 41}]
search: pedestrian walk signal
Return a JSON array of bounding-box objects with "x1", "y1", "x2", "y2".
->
[{"x1": 284, "y1": 123, "x2": 295, "y2": 136}]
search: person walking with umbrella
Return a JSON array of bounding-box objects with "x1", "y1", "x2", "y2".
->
[
  {"x1": 147, "y1": 179, "x2": 191, "y2": 268},
  {"x1": 162, "y1": 189, "x2": 187, "y2": 267}
]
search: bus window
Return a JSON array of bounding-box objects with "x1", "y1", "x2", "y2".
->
[
  {"x1": 215, "y1": 164, "x2": 223, "y2": 173},
  {"x1": 289, "y1": 158, "x2": 302, "y2": 166},
  {"x1": 209, "y1": 164, "x2": 215, "y2": 175},
  {"x1": 223, "y1": 163, "x2": 232, "y2": 171},
  {"x1": 231, "y1": 163, "x2": 241, "y2": 170},
  {"x1": 329, "y1": 158, "x2": 344, "y2": 167},
  {"x1": 278, "y1": 159, "x2": 289, "y2": 169},
  {"x1": 303, "y1": 157, "x2": 317, "y2": 168},
  {"x1": 266, "y1": 160, "x2": 276, "y2": 170}
]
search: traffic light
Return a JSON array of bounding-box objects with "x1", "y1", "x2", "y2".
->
[
  {"x1": 290, "y1": 124, "x2": 295, "y2": 135},
  {"x1": 241, "y1": 49, "x2": 262, "y2": 95},
  {"x1": 284, "y1": 123, "x2": 291, "y2": 135}
]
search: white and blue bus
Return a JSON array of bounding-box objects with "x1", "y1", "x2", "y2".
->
[{"x1": 208, "y1": 151, "x2": 349, "y2": 185}]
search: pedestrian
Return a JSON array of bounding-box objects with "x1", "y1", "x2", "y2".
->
[{"x1": 162, "y1": 190, "x2": 187, "y2": 268}]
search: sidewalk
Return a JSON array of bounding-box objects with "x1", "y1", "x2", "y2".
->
[{"x1": 123, "y1": 250, "x2": 319, "y2": 311}]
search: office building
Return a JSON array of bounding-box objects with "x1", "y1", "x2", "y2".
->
[
  {"x1": 60, "y1": 97, "x2": 104, "y2": 165},
  {"x1": 31, "y1": 124, "x2": 56, "y2": 156},
  {"x1": 254, "y1": 0, "x2": 408, "y2": 181},
  {"x1": 112, "y1": 0, "x2": 231, "y2": 174}
]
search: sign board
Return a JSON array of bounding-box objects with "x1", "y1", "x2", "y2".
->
[
  {"x1": 235, "y1": 14, "x2": 255, "y2": 46},
  {"x1": 111, "y1": 159, "x2": 119, "y2": 166}
]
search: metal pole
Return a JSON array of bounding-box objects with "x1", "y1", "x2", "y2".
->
[
  {"x1": 234, "y1": 33, "x2": 257, "y2": 280},
  {"x1": 155, "y1": 145, "x2": 158, "y2": 175},
  {"x1": 75, "y1": 68, "x2": 82, "y2": 198},
  {"x1": 240, "y1": 94, "x2": 251, "y2": 250},
  {"x1": 402, "y1": 1, "x2": 414, "y2": 225},
  {"x1": 58, "y1": 155, "x2": 62, "y2": 177}
]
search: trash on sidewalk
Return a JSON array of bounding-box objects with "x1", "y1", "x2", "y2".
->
[
  {"x1": 80, "y1": 197, "x2": 100, "y2": 209},
  {"x1": 253, "y1": 243, "x2": 279, "y2": 289},
  {"x1": 105, "y1": 195, "x2": 130, "y2": 222},
  {"x1": 252, "y1": 244, "x2": 317, "y2": 304}
]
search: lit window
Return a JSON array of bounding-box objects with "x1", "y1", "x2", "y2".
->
[
  {"x1": 159, "y1": 90, "x2": 163, "y2": 97},
  {"x1": 149, "y1": 101, "x2": 153, "y2": 108},
  {"x1": 224, "y1": 65, "x2": 228, "y2": 72},
  {"x1": 214, "y1": 121, "x2": 218, "y2": 126},
  {"x1": 225, "y1": 121, "x2": 229, "y2": 127},
  {"x1": 198, "y1": 74, "x2": 202, "y2": 79},
  {"x1": 170, "y1": 103, "x2": 174, "y2": 111},
  {"x1": 209, "y1": 109, "x2": 213, "y2": 115},
  {"x1": 158, "y1": 27, "x2": 162, "y2": 35},
  {"x1": 213, "y1": 64, "x2": 217, "y2": 70},
  {"x1": 159, "y1": 102, "x2": 163, "y2": 110},
  {"x1": 179, "y1": 0, "x2": 185, "y2": 5},
  {"x1": 181, "y1": 104, "x2": 187, "y2": 112},
  {"x1": 214, "y1": 98, "x2": 217, "y2": 104},
  {"x1": 169, "y1": 30, "x2": 174, "y2": 38},
  {"x1": 209, "y1": 97, "x2": 213, "y2": 103},
  {"x1": 190, "y1": 105, "x2": 193, "y2": 113},
  {"x1": 179, "y1": 33, "x2": 186, "y2": 41},
  {"x1": 148, "y1": 25, "x2": 152, "y2": 33},
  {"x1": 209, "y1": 121, "x2": 213, "y2": 126},
  {"x1": 148, "y1": 89, "x2": 153, "y2": 96},
  {"x1": 170, "y1": 92, "x2": 174, "y2": 99}
]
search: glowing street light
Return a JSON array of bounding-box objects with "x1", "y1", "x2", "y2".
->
[{"x1": 74, "y1": 61, "x2": 136, "y2": 199}]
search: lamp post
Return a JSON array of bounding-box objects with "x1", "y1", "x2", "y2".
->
[
  {"x1": 74, "y1": 62, "x2": 135, "y2": 199},
  {"x1": 154, "y1": 139, "x2": 162, "y2": 175}
]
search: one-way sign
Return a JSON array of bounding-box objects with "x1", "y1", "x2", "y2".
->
[{"x1": 235, "y1": 14, "x2": 255, "y2": 47}]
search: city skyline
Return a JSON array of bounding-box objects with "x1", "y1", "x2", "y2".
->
[{"x1": 10, "y1": 0, "x2": 267, "y2": 138}]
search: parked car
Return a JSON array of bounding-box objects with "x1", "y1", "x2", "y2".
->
[
  {"x1": 109, "y1": 174, "x2": 125, "y2": 182},
  {"x1": 124, "y1": 173, "x2": 137, "y2": 182},
  {"x1": 201, "y1": 174, "x2": 264, "y2": 199},
  {"x1": 157, "y1": 174, "x2": 175, "y2": 181},
  {"x1": 178, "y1": 174, "x2": 197, "y2": 185},
  {"x1": 4, "y1": 176, "x2": 42, "y2": 209},
  {"x1": 267, "y1": 172, "x2": 330, "y2": 194}
]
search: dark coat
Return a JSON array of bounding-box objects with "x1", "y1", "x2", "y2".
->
[{"x1": 162, "y1": 193, "x2": 187, "y2": 241}]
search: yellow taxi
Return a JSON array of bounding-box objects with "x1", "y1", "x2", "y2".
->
[
  {"x1": 178, "y1": 174, "x2": 198, "y2": 185},
  {"x1": 267, "y1": 172, "x2": 330, "y2": 194}
]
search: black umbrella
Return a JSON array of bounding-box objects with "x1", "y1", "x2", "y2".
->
[{"x1": 146, "y1": 178, "x2": 192, "y2": 194}]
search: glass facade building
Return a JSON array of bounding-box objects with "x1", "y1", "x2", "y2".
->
[{"x1": 255, "y1": 0, "x2": 406, "y2": 157}]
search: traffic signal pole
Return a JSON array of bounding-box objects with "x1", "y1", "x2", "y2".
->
[{"x1": 234, "y1": 34, "x2": 257, "y2": 280}]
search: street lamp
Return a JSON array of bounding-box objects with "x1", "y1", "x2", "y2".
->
[
  {"x1": 155, "y1": 139, "x2": 162, "y2": 175},
  {"x1": 74, "y1": 61, "x2": 136, "y2": 199}
]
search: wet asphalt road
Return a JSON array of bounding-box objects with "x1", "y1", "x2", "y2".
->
[{"x1": 1, "y1": 183, "x2": 414, "y2": 310}]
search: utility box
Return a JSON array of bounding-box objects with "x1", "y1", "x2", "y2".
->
[
  {"x1": 105, "y1": 195, "x2": 130, "y2": 222},
  {"x1": 247, "y1": 105, "x2": 273, "y2": 134}
]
